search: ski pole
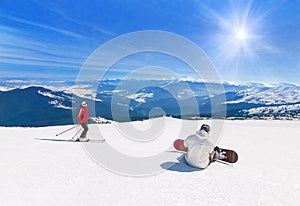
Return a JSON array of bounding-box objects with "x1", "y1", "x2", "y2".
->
[
  {"x1": 71, "y1": 128, "x2": 83, "y2": 140},
  {"x1": 55, "y1": 125, "x2": 79, "y2": 136}
]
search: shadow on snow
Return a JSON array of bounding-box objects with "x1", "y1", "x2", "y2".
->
[{"x1": 160, "y1": 154, "x2": 203, "y2": 172}]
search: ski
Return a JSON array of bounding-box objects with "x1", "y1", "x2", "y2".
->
[
  {"x1": 66, "y1": 139, "x2": 106, "y2": 143},
  {"x1": 35, "y1": 138, "x2": 105, "y2": 143}
]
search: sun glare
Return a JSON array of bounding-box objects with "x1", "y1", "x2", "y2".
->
[
  {"x1": 205, "y1": 1, "x2": 270, "y2": 63},
  {"x1": 236, "y1": 30, "x2": 248, "y2": 40}
]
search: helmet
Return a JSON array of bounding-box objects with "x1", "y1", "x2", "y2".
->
[
  {"x1": 81, "y1": 101, "x2": 87, "y2": 106},
  {"x1": 200, "y1": 124, "x2": 210, "y2": 133}
]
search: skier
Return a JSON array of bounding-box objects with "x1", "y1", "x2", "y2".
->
[
  {"x1": 77, "y1": 101, "x2": 89, "y2": 142},
  {"x1": 183, "y1": 124, "x2": 226, "y2": 169}
]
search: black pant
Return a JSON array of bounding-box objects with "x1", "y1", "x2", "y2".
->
[{"x1": 80, "y1": 122, "x2": 89, "y2": 138}]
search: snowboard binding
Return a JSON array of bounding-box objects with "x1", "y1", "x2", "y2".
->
[{"x1": 213, "y1": 146, "x2": 238, "y2": 163}]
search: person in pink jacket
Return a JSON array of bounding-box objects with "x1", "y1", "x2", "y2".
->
[{"x1": 77, "y1": 101, "x2": 89, "y2": 142}]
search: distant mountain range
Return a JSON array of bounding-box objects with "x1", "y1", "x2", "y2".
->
[{"x1": 0, "y1": 79, "x2": 300, "y2": 126}]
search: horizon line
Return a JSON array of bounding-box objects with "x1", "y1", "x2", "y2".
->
[{"x1": 0, "y1": 77, "x2": 299, "y2": 88}]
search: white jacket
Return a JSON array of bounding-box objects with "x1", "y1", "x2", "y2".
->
[{"x1": 184, "y1": 130, "x2": 214, "y2": 169}]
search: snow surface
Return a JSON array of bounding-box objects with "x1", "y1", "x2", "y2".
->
[{"x1": 0, "y1": 118, "x2": 299, "y2": 206}]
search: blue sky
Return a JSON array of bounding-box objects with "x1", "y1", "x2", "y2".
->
[{"x1": 0, "y1": 0, "x2": 299, "y2": 84}]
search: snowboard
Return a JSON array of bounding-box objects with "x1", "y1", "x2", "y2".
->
[
  {"x1": 173, "y1": 139, "x2": 238, "y2": 164},
  {"x1": 173, "y1": 139, "x2": 187, "y2": 152},
  {"x1": 216, "y1": 148, "x2": 238, "y2": 163}
]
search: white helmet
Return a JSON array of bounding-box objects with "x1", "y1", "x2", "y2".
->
[{"x1": 81, "y1": 101, "x2": 87, "y2": 106}]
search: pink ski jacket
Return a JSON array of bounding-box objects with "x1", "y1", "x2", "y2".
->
[{"x1": 77, "y1": 106, "x2": 89, "y2": 123}]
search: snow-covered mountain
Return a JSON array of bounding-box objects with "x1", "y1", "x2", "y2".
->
[
  {"x1": 95, "y1": 79, "x2": 300, "y2": 119},
  {"x1": 0, "y1": 86, "x2": 74, "y2": 126},
  {"x1": 229, "y1": 83, "x2": 300, "y2": 105},
  {"x1": 0, "y1": 79, "x2": 300, "y2": 126}
]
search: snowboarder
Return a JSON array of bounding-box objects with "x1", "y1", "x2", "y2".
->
[
  {"x1": 77, "y1": 101, "x2": 89, "y2": 142},
  {"x1": 175, "y1": 124, "x2": 227, "y2": 169}
]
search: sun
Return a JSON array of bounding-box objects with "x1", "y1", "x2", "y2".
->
[
  {"x1": 236, "y1": 29, "x2": 248, "y2": 40},
  {"x1": 203, "y1": 0, "x2": 276, "y2": 69}
]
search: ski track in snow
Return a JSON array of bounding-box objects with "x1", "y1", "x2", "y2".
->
[{"x1": 0, "y1": 118, "x2": 299, "y2": 206}]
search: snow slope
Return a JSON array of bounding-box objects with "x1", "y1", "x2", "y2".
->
[{"x1": 0, "y1": 118, "x2": 299, "y2": 206}]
